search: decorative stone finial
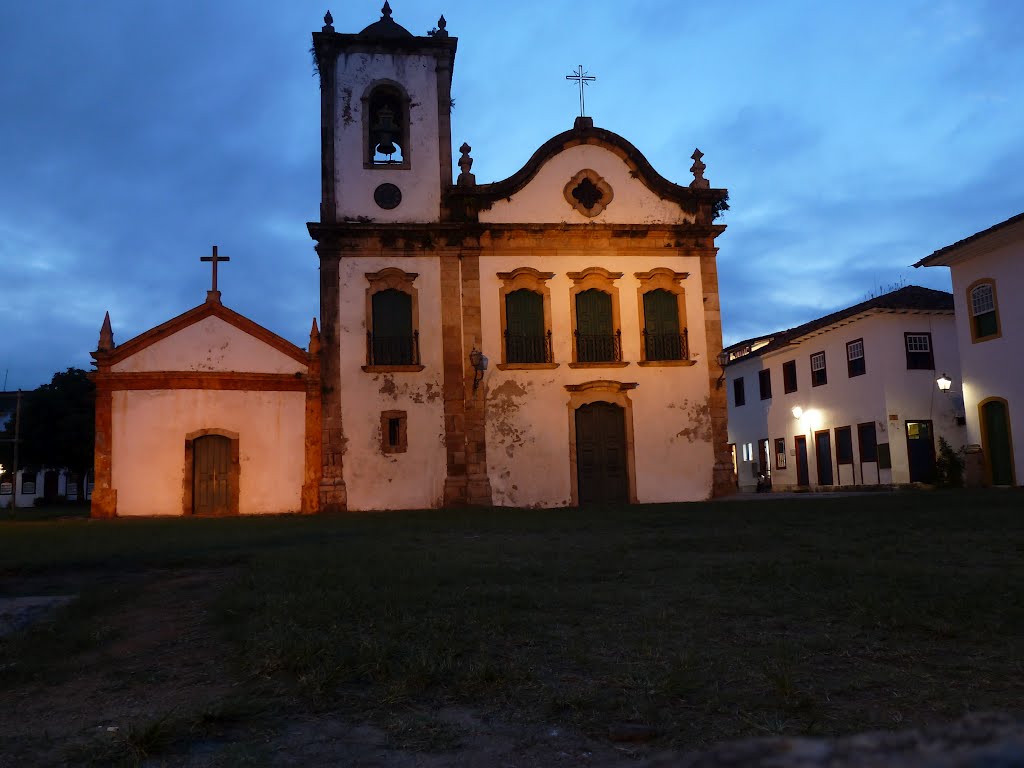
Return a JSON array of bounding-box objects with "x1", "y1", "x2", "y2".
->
[
  {"x1": 429, "y1": 14, "x2": 449, "y2": 37},
  {"x1": 690, "y1": 148, "x2": 709, "y2": 189},
  {"x1": 381, "y1": 1, "x2": 393, "y2": 18},
  {"x1": 322, "y1": 10, "x2": 334, "y2": 31},
  {"x1": 308, "y1": 318, "x2": 321, "y2": 356},
  {"x1": 457, "y1": 142, "x2": 476, "y2": 186},
  {"x1": 98, "y1": 311, "x2": 114, "y2": 352}
]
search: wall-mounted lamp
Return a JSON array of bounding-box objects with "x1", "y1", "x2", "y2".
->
[
  {"x1": 469, "y1": 347, "x2": 488, "y2": 392},
  {"x1": 791, "y1": 406, "x2": 803, "y2": 419},
  {"x1": 936, "y1": 373, "x2": 952, "y2": 393},
  {"x1": 715, "y1": 350, "x2": 729, "y2": 389}
]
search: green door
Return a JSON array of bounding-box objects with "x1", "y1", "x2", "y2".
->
[
  {"x1": 194, "y1": 435, "x2": 231, "y2": 515},
  {"x1": 642, "y1": 289, "x2": 682, "y2": 360},
  {"x1": 575, "y1": 402, "x2": 628, "y2": 504},
  {"x1": 982, "y1": 400, "x2": 1015, "y2": 485}
]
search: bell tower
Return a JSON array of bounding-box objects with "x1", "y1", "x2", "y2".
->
[{"x1": 312, "y1": 4, "x2": 457, "y2": 224}]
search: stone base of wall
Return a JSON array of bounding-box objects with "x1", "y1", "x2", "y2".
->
[
  {"x1": 319, "y1": 479, "x2": 347, "y2": 513},
  {"x1": 90, "y1": 488, "x2": 117, "y2": 518}
]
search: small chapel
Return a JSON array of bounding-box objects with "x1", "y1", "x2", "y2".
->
[{"x1": 90, "y1": 4, "x2": 732, "y2": 517}]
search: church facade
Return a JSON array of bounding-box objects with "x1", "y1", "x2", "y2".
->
[
  {"x1": 308, "y1": 5, "x2": 732, "y2": 511},
  {"x1": 90, "y1": 5, "x2": 733, "y2": 516}
]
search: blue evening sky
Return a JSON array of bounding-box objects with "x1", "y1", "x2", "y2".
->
[{"x1": 2, "y1": 1, "x2": 1022, "y2": 390}]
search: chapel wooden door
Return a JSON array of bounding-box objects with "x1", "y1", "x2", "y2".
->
[
  {"x1": 575, "y1": 402, "x2": 628, "y2": 504},
  {"x1": 795, "y1": 436, "x2": 809, "y2": 487},
  {"x1": 194, "y1": 435, "x2": 232, "y2": 515}
]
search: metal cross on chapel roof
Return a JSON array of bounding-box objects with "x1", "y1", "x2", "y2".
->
[
  {"x1": 201, "y1": 245, "x2": 230, "y2": 294},
  {"x1": 565, "y1": 65, "x2": 596, "y2": 118}
]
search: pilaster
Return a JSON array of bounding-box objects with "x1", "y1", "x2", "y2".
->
[
  {"x1": 317, "y1": 244, "x2": 348, "y2": 511},
  {"x1": 441, "y1": 250, "x2": 469, "y2": 504},
  {"x1": 90, "y1": 380, "x2": 117, "y2": 518},
  {"x1": 460, "y1": 243, "x2": 493, "y2": 506},
  {"x1": 302, "y1": 320, "x2": 323, "y2": 513},
  {"x1": 700, "y1": 248, "x2": 736, "y2": 497}
]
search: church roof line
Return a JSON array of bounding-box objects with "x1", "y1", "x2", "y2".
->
[
  {"x1": 92, "y1": 297, "x2": 311, "y2": 368},
  {"x1": 447, "y1": 121, "x2": 727, "y2": 216}
]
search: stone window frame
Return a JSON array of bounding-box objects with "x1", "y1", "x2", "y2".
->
[
  {"x1": 380, "y1": 410, "x2": 408, "y2": 454},
  {"x1": 496, "y1": 267, "x2": 558, "y2": 370},
  {"x1": 564, "y1": 380, "x2": 639, "y2": 506},
  {"x1": 967, "y1": 278, "x2": 1001, "y2": 343},
  {"x1": 567, "y1": 267, "x2": 628, "y2": 369},
  {"x1": 182, "y1": 428, "x2": 240, "y2": 516},
  {"x1": 364, "y1": 268, "x2": 424, "y2": 373},
  {"x1": 634, "y1": 268, "x2": 695, "y2": 367},
  {"x1": 362, "y1": 79, "x2": 412, "y2": 170}
]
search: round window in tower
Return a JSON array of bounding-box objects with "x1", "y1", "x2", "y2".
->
[{"x1": 374, "y1": 183, "x2": 403, "y2": 210}]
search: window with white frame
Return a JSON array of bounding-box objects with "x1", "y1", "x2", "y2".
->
[
  {"x1": 846, "y1": 338, "x2": 865, "y2": 377},
  {"x1": 905, "y1": 332, "x2": 934, "y2": 370},
  {"x1": 810, "y1": 351, "x2": 827, "y2": 386},
  {"x1": 969, "y1": 282, "x2": 999, "y2": 341}
]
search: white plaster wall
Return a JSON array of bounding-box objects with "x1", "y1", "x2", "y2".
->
[
  {"x1": 728, "y1": 312, "x2": 965, "y2": 490},
  {"x1": 334, "y1": 52, "x2": 441, "y2": 223},
  {"x1": 336, "y1": 256, "x2": 447, "y2": 510},
  {"x1": 947, "y1": 243, "x2": 1024, "y2": 483},
  {"x1": 479, "y1": 252, "x2": 715, "y2": 506},
  {"x1": 479, "y1": 145, "x2": 695, "y2": 225},
  {"x1": 112, "y1": 317, "x2": 306, "y2": 375},
  {"x1": 724, "y1": 356, "x2": 770, "y2": 491},
  {"x1": 111, "y1": 389, "x2": 306, "y2": 516}
]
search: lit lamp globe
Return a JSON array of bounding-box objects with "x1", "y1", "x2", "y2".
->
[{"x1": 936, "y1": 373, "x2": 952, "y2": 393}]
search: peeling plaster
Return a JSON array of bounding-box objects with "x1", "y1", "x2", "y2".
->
[
  {"x1": 669, "y1": 396, "x2": 713, "y2": 443},
  {"x1": 487, "y1": 379, "x2": 532, "y2": 459}
]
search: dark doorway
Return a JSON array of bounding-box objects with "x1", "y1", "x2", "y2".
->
[
  {"x1": 43, "y1": 470, "x2": 59, "y2": 501},
  {"x1": 194, "y1": 435, "x2": 233, "y2": 515},
  {"x1": 795, "y1": 435, "x2": 809, "y2": 487},
  {"x1": 905, "y1": 420, "x2": 936, "y2": 483},
  {"x1": 815, "y1": 430, "x2": 834, "y2": 485},
  {"x1": 575, "y1": 402, "x2": 628, "y2": 504},
  {"x1": 981, "y1": 400, "x2": 1015, "y2": 485}
]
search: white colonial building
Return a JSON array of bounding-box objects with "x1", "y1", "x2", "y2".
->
[
  {"x1": 915, "y1": 212, "x2": 1023, "y2": 486},
  {"x1": 724, "y1": 286, "x2": 967, "y2": 491},
  {"x1": 90, "y1": 5, "x2": 734, "y2": 516}
]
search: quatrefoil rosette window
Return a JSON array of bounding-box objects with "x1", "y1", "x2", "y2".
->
[{"x1": 563, "y1": 169, "x2": 614, "y2": 217}]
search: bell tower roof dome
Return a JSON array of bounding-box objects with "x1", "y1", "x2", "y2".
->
[{"x1": 359, "y1": 2, "x2": 413, "y2": 39}]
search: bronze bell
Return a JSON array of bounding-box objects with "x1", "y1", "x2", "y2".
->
[{"x1": 372, "y1": 105, "x2": 399, "y2": 159}]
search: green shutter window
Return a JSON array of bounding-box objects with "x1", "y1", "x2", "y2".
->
[
  {"x1": 505, "y1": 289, "x2": 548, "y2": 363},
  {"x1": 642, "y1": 289, "x2": 683, "y2": 360},
  {"x1": 575, "y1": 289, "x2": 617, "y2": 362},
  {"x1": 370, "y1": 289, "x2": 416, "y2": 365}
]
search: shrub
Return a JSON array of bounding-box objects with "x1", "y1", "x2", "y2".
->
[{"x1": 935, "y1": 437, "x2": 965, "y2": 487}]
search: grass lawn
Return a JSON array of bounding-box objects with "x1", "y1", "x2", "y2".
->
[{"x1": 1, "y1": 489, "x2": 1022, "y2": 761}]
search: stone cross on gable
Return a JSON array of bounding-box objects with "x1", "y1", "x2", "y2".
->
[
  {"x1": 565, "y1": 65, "x2": 596, "y2": 118},
  {"x1": 201, "y1": 245, "x2": 230, "y2": 297}
]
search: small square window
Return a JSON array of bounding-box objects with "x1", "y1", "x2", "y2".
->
[
  {"x1": 783, "y1": 360, "x2": 798, "y2": 393},
  {"x1": 380, "y1": 410, "x2": 408, "y2": 453},
  {"x1": 810, "y1": 352, "x2": 827, "y2": 387}
]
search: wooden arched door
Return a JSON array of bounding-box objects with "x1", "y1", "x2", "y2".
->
[
  {"x1": 575, "y1": 402, "x2": 628, "y2": 504},
  {"x1": 981, "y1": 399, "x2": 1015, "y2": 486},
  {"x1": 193, "y1": 435, "x2": 233, "y2": 515}
]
